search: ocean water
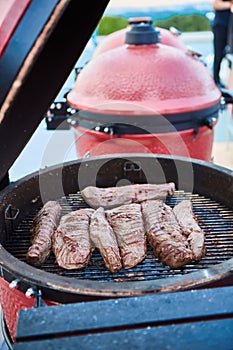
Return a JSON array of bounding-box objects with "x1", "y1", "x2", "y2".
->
[{"x1": 9, "y1": 32, "x2": 231, "y2": 182}]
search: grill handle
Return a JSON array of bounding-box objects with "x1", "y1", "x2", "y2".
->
[
  {"x1": 204, "y1": 116, "x2": 218, "y2": 129},
  {"x1": 221, "y1": 87, "x2": 233, "y2": 104},
  {"x1": 4, "y1": 205, "x2": 19, "y2": 221}
]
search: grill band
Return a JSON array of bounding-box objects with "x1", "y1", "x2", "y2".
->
[{"x1": 70, "y1": 103, "x2": 220, "y2": 135}]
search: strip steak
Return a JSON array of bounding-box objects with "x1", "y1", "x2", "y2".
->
[
  {"x1": 141, "y1": 200, "x2": 193, "y2": 268},
  {"x1": 81, "y1": 183, "x2": 175, "y2": 209},
  {"x1": 106, "y1": 203, "x2": 146, "y2": 269},
  {"x1": 173, "y1": 200, "x2": 206, "y2": 261},
  {"x1": 52, "y1": 208, "x2": 94, "y2": 270},
  {"x1": 26, "y1": 201, "x2": 62, "y2": 267},
  {"x1": 90, "y1": 207, "x2": 122, "y2": 273}
]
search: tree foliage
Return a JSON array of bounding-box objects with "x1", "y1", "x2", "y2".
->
[
  {"x1": 97, "y1": 14, "x2": 211, "y2": 35},
  {"x1": 155, "y1": 14, "x2": 211, "y2": 32},
  {"x1": 98, "y1": 16, "x2": 128, "y2": 35}
]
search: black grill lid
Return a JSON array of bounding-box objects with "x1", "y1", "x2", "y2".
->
[{"x1": 0, "y1": 0, "x2": 109, "y2": 184}]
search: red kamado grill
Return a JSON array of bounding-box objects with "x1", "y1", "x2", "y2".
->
[
  {"x1": 1, "y1": 1, "x2": 233, "y2": 348},
  {"x1": 67, "y1": 20, "x2": 221, "y2": 162}
]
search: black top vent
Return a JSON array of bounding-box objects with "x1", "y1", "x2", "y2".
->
[{"x1": 125, "y1": 22, "x2": 161, "y2": 45}]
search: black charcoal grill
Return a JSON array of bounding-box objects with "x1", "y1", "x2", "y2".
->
[
  {"x1": 1, "y1": 155, "x2": 233, "y2": 301},
  {"x1": 4, "y1": 185, "x2": 233, "y2": 285},
  {"x1": 1, "y1": 0, "x2": 233, "y2": 347}
]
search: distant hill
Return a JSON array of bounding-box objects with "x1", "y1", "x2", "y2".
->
[{"x1": 104, "y1": 2, "x2": 213, "y2": 21}]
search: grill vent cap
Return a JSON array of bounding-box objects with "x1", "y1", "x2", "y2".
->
[{"x1": 125, "y1": 22, "x2": 161, "y2": 45}]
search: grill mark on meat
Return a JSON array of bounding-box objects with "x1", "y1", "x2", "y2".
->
[
  {"x1": 173, "y1": 200, "x2": 206, "y2": 261},
  {"x1": 52, "y1": 208, "x2": 94, "y2": 270},
  {"x1": 106, "y1": 204, "x2": 146, "y2": 269},
  {"x1": 26, "y1": 201, "x2": 62, "y2": 267},
  {"x1": 90, "y1": 207, "x2": 122, "y2": 273},
  {"x1": 81, "y1": 183, "x2": 175, "y2": 209},
  {"x1": 141, "y1": 200, "x2": 193, "y2": 269}
]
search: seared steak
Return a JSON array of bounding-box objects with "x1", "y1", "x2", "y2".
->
[
  {"x1": 81, "y1": 183, "x2": 175, "y2": 209},
  {"x1": 141, "y1": 200, "x2": 193, "y2": 269},
  {"x1": 173, "y1": 200, "x2": 206, "y2": 261},
  {"x1": 52, "y1": 208, "x2": 94, "y2": 270},
  {"x1": 106, "y1": 203, "x2": 146, "y2": 269},
  {"x1": 26, "y1": 201, "x2": 62, "y2": 266},
  {"x1": 90, "y1": 207, "x2": 122, "y2": 273}
]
